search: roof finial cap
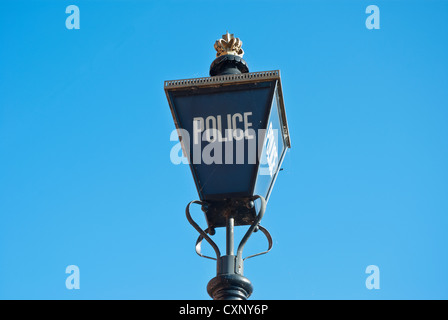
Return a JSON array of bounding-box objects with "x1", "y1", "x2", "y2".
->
[{"x1": 214, "y1": 32, "x2": 244, "y2": 58}]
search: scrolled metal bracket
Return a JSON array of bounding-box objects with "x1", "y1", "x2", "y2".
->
[
  {"x1": 194, "y1": 224, "x2": 273, "y2": 262},
  {"x1": 242, "y1": 224, "x2": 273, "y2": 261},
  {"x1": 237, "y1": 195, "x2": 273, "y2": 262},
  {"x1": 186, "y1": 196, "x2": 273, "y2": 300},
  {"x1": 195, "y1": 227, "x2": 218, "y2": 261},
  {"x1": 185, "y1": 200, "x2": 221, "y2": 261},
  {"x1": 186, "y1": 196, "x2": 273, "y2": 263}
]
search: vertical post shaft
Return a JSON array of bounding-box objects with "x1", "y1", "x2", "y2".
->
[
  {"x1": 226, "y1": 217, "x2": 234, "y2": 256},
  {"x1": 208, "y1": 196, "x2": 266, "y2": 300}
]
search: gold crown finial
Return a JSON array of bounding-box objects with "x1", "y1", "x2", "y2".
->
[{"x1": 214, "y1": 32, "x2": 244, "y2": 58}]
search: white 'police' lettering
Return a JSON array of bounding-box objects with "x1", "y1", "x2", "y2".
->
[{"x1": 193, "y1": 112, "x2": 254, "y2": 144}]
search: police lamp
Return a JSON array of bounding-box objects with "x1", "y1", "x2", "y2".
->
[{"x1": 164, "y1": 32, "x2": 291, "y2": 300}]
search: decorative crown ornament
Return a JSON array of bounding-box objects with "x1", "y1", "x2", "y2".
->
[{"x1": 214, "y1": 32, "x2": 244, "y2": 57}]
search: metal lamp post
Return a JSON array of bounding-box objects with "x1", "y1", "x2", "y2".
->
[{"x1": 164, "y1": 32, "x2": 291, "y2": 300}]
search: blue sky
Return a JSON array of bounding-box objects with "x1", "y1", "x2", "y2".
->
[{"x1": 0, "y1": 0, "x2": 447, "y2": 299}]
